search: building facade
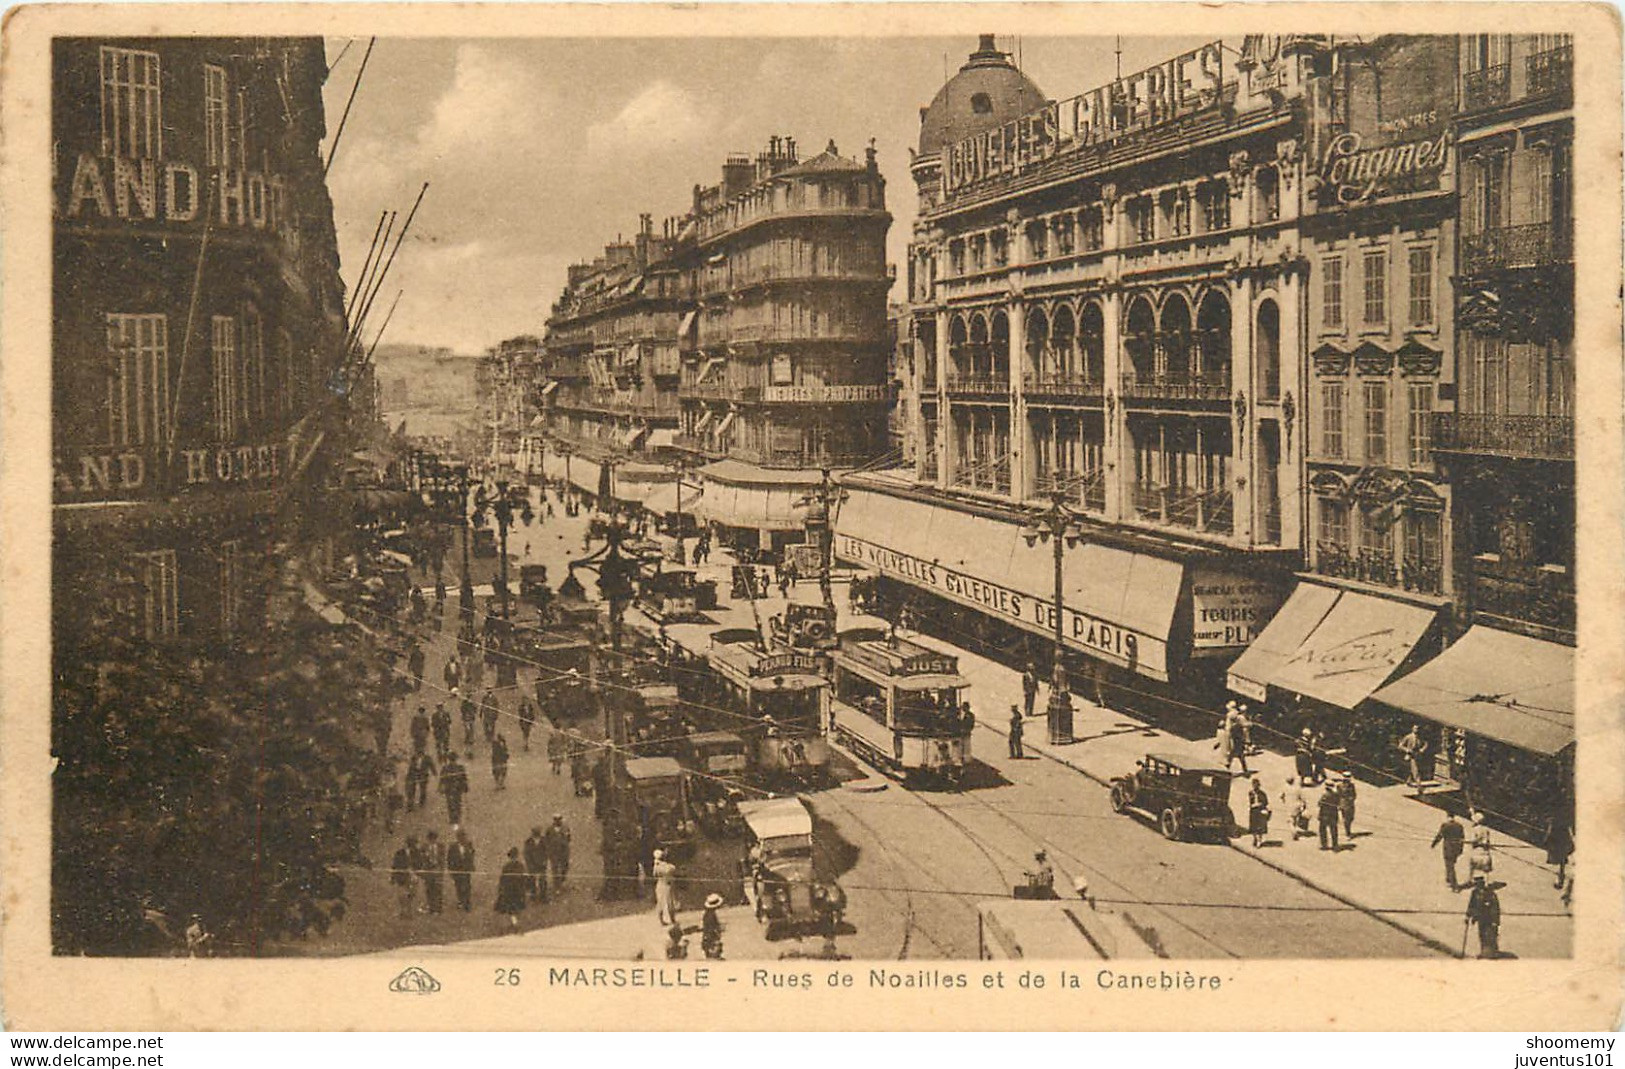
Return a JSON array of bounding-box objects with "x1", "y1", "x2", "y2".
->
[
  {"x1": 678, "y1": 137, "x2": 894, "y2": 553},
  {"x1": 841, "y1": 35, "x2": 1316, "y2": 703},
  {"x1": 52, "y1": 37, "x2": 350, "y2": 644}
]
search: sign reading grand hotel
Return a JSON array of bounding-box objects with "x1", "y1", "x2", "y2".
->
[
  {"x1": 944, "y1": 42, "x2": 1224, "y2": 194},
  {"x1": 55, "y1": 153, "x2": 292, "y2": 232},
  {"x1": 834, "y1": 531, "x2": 1171, "y2": 680},
  {"x1": 54, "y1": 440, "x2": 294, "y2": 504}
]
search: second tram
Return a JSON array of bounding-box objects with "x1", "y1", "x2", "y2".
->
[{"x1": 827, "y1": 629, "x2": 973, "y2": 786}]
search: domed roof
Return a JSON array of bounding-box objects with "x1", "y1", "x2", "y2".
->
[{"x1": 918, "y1": 35, "x2": 1048, "y2": 158}]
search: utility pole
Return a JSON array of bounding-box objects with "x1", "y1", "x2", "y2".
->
[{"x1": 799, "y1": 467, "x2": 846, "y2": 619}]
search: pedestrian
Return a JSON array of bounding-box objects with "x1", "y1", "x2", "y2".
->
[
  {"x1": 491, "y1": 732, "x2": 510, "y2": 789},
  {"x1": 495, "y1": 847, "x2": 529, "y2": 930},
  {"x1": 1029, "y1": 851, "x2": 1055, "y2": 897},
  {"x1": 482, "y1": 688, "x2": 501, "y2": 743},
  {"x1": 1214, "y1": 718, "x2": 1237, "y2": 771},
  {"x1": 460, "y1": 695, "x2": 478, "y2": 747},
  {"x1": 431, "y1": 703, "x2": 453, "y2": 760},
  {"x1": 1544, "y1": 813, "x2": 1573, "y2": 889},
  {"x1": 518, "y1": 698, "x2": 537, "y2": 752},
  {"x1": 406, "y1": 750, "x2": 436, "y2": 811},
  {"x1": 547, "y1": 729, "x2": 567, "y2": 775},
  {"x1": 701, "y1": 892, "x2": 725, "y2": 960},
  {"x1": 440, "y1": 753, "x2": 469, "y2": 826},
  {"x1": 1021, "y1": 662, "x2": 1040, "y2": 718},
  {"x1": 1465, "y1": 875, "x2": 1502, "y2": 959},
  {"x1": 1316, "y1": 780, "x2": 1341, "y2": 851},
  {"x1": 777, "y1": 567, "x2": 791, "y2": 600},
  {"x1": 384, "y1": 765, "x2": 405, "y2": 833},
  {"x1": 1294, "y1": 727, "x2": 1315, "y2": 784},
  {"x1": 391, "y1": 837, "x2": 418, "y2": 919},
  {"x1": 1337, "y1": 773, "x2": 1357, "y2": 837},
  {"x1": 1309, "y1": 729, "x2": 1329, "y2": 784},
  {"x1": 523, "y1": 827, "x2": 550, "y2": 903},
  {"x1": 1225, "y1": 701, "x2": 1249, "y2": 771},
  {"x1": 544, "y1": 813, "x2": 572, "y2": 891},
  {"x1": 443, "y1": 654, "x2": 462, "y2": 696},
  {"x1": 435, "y1": 577, "x2": 447, "y2": 613},
  {"x1": 1396, "y1": 724, "x2": 1423, "y2": 788},
  {"x1": 1247, "y1": 776, "x2": 1271, "y2": 848},
  {"x1": 1282, "y1": 777, "x2": 1309, "y2": 840},
  {"x1": 1432, "y1": 811, "x2": 1467, "y2": 890},
  {"x1": 1235, "y1": 704, "x2": 1255, "y2": 754},
  {"x1": 409, "y1": 705, "x2": 431, "y2": 755},
  {"x1": 447, "y1": 829, "x2": 475, "y2": 912},
  {"x1": 652, "y1": 849, "x2": 678, "y2": 926},
  {"x1": 408, "y1": 641, "x2": 426, "y2": 690},
  {"x1": 1468, "y1": 811, "x2": 1494, "y2": 882},
  {"x1": 1007, "y1": 704, "x2": 1024, "y2": 759},
  {"x1": 421, "y1": 830, "x2": 446, "y2": 915}
]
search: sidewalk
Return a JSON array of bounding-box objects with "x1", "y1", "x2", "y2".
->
[{"x1": 888, "y1": 623, "x2": 1573, "y2": 960}]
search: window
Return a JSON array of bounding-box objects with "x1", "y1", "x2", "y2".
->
[
  {"x1": 1363, "y1": 381, "x2": 1389, "y2": 462},
  {"x1": 1528, "y1": 147, "x2": 1552, "y2": 224},
  {"x1": 1322, "y1": 255, "x2": 1344, "y2": 329},
  {"x1": 220, "y1": 539, "x2": 242, "y2": 635},
  {"x1": 1257, "y1": 166, "x2": 1280, "y2": 222},
  {"x1": 1407, "y1": 247, "x2": 1434, "y2": 326},
  {"x1": 133, "y1": 550, "x2": 178, "y2": 640},
  {"x1": 1481, "y1": 155, "x2": 1505, "y2": 231},
  {"x1": 105, "y1": 314, "x2": 169, "y2": 447},
  {"x1": 243, "y1": 307, "x2": 265, "y2": 424},
  {"x1": 770, "y1": 353, "x2": 793, "y2": 386},
  {"x1": 1404, "y1": 511, "x2": 1442, "y2": 588},
  {"x1": 1318, "y1": 497, "x2": 1350, "y2": 549},
  {"x1": 204, "y1": 64, "x2": 230, "y2": 168},
  {"x1": 1053, "y1": 215, "x2": 1074, "y2": 256},
  {"x1": 991, "y1": 230, "x2": 1008, "y2": 267},
  {"x1": 212, "y1": 315, "x2": 238, "y2": 439},
  {"x1": 1200, "y1": 180, "x2": 1230, "y2": 231},
  {"x1": 1027, "y1": 221, "x2": 1048, "y2": 261},
  {"x1": 1320, "y1": 382, "x2": 1345, "y2": 458},
  {"x1": 1130, "y1": 197, "x2": 1155, "y2": 243},
  {"x1": 1080, "y1": 206, "x2": 1104, "y2": 251},
  {"x1": 1407, "y1": 382, "x2": 1433, "y2": 465},
  {"x1": 1362, "y1": 250, "x2": 1387, "y2": 326},
  {"x1": 1360, "y1": 505, "x2": 1392, "y2": 557},
  {"x1": 970, "y1": 92, "x2": 993, "y2": 114},
  {"x1": 100, "y1": 46, "x2": 162, "y2": 159},
  {"x1": 949, "y1": 240, "x2": 965, "y2": 275}
]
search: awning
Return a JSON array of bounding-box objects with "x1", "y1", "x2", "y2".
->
[
  {"x1": 302, "y1": 582, "x2": 348, "y2": 627},
  {"x1": 894, "y1": 673, "x2": 970, "y2": 691},
  {"x1": 1227, "y1": 584, "x2": 1342, "y2": 701},
  {"x1": 641, "y1": 481, "x2": 702, "y2": 516},
  {"x1": 647, "y1": 428, "x2": 677, "y2": 449},
  {"x1": 694, "y1": 410, "x2": 715, "y2": 434},
  {"x1": 1372, "y1": 627, "x2": 1575, "y2": 755},
  {"x1": 679, "y1": 311, "x2": 698, "y2": 338},
  {"x1": 698, "y1": 357, "x2": 725, "y2": 384},
  {"x1": 619, "y1": 426, "x2": 648, "y2": 448},
  {"x1": 540, "y1": 381, "x2": 559, "y2": 397},
  {"x1": 529, "y1": 414, "x2": 547, "y2": 429},
  {"x1": 1269, "y1": 589, "x2": 1439, "y2": 710},
  {"x1": 714, "y1": 412, "x2": 736, "y2": 439}
]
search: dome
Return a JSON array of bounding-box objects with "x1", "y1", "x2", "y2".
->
[{"x1": 918, "y1": 34, "x2": 1048, "y2": 158}]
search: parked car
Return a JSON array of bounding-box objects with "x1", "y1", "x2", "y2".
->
[{"x1": 1109, "y1": 753, "x2": 1234, "y2": 842}]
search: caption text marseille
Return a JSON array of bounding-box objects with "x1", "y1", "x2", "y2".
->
[{"x1": 545, "y1": 966, "x2": 1223, "y2": 991}]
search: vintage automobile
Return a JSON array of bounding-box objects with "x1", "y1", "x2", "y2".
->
[
  {"x1": 1109, "y1": 753, "x2": 1234, "y2": 842},
  {"x1": 637, "y1": 568, "x2": 717, "y2": 621},
  {"x1": 472, "y1": 527, "x2": 498, "y2": 559},
  {"x1": 620, "y1": 756, "x2": 697, "y2": 859},
  {"x1": 769, "y1": 602, "x2": 838, "y2": 652},
  {"x1": 680, "y1": 731, "x2": 751, "y2": 837},
  {"x1": 738, "y1": 796, "x2": 844, "y2": 938},
  {"x1": 518, "y1": 564, "x2": 550, "y2": 604}
]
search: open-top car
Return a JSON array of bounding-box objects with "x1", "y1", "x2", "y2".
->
[{"x1": 1109, "y1": 753, "x2": 1234, "y2": 842}]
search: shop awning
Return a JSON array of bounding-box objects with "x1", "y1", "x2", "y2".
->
[
  {"x1": 642, "y1": 481, "x2": 702, "y2": 516},
  {"x1": 679, "y1": 311, "x2": 698, "y2": 338},
  {"x1": 1270, "y1": 590, "x2": 1439, "y2": 710},
  {"x1": 619, "y1": 426, "x2": 648, "y2": 448},
  {"x1": 540, "y1": 381, "x2": 559, "y2": 397},
  {"x1": 647, "y1": 428, "x2": 677, "y2": 449},
  {"x1": 1227, "y1": 584, "x2": 1342, "y2": 702},
  {"x1": 694, "y1": 410, "x2": 715, "y2": 434},
  {"x1": 698, "y1": 357, "x2": 725, "y2": 384},
  {"x1": 1371, "y1": 627, "x2": 1575, "y2": 755},
  {"x1": 714, "y1": 412, "x2": 736, "y2": 439}
]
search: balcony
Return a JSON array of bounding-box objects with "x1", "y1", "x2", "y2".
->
[
  {"x1": 1462, "y1": 63, "x2": 1511, "y2": 111},
  {"x1": 1526, "y1": 44, "x2": 1573, "y2": 101},
  {"x1": 1472, "y1": 554, "x2": 1575, "y2": 640},
  {"x1": 1033, "y1": 470, "x2": 1105, "y2": 512},
  {"x1": 682, "y1": 381, "x2": 759, "y2": 402},
  {"x1": 729, "y1": 447, "x2": 876, "y2": 470},
  {"x1": 1023, "y1": 372, "x2": 1105, "y2": 402},
  {"x1": 1133, "y1": 483, "x2": 1233, "y2": 535},
  {"x1": 944, "y1": 373, "x2": 1009, "y2": 399},
  {"x1": 1461, "y1": 223, "x2": 1569, "y2": 273},
  {"x1": 1432, "y1": 412, "x2": 1574, "y2": 460},
  {"x1": 1315, "y1": 543, "x2": 1444, "y2": 595},
  {"x1": 759, "y1": 383, "x2": 891, "y2": 404},
  {"x1": 1119, "y1": 371, "x2": 1231, "y2": 404}
]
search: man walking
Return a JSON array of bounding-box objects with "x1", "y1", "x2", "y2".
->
[
  {"x1": 1398, "y1": 724, "x2": 1424, "y2": 789},
  {"x1": 447, "y1": 829, "x2": 476, "y2": 912},
  {"x1": 1431, "y1": 811, "x2": 1467, "y2": 890},
  {"x1": 1008, "y1": 704, "x2": 1025, "y2": 759},
  {"x1": 652, "y1": 849, "x2": 679, "y2": 927},
  {"x1": 406, "y1": 750, "x2": 436, "y2": 811},
  {"x1": 391, "y1": 837, "x2": 418, "y2": 919},
  {"x1": 1465, "y1": 875, "x2": 1501, "y2": 959},
  {"x1": 431, "y1": 703, "x2": 453, "y2": 761},
  {"x1": 460, "y1": 695, "x2": 478, "y2": 748},
  {"x1": 518, "y1": 698, "x2": 537, "y2": 752},
  {"x1": 1316, "y1": 779, "x2": 1341, "y2": 851},
  {"x1": 421, "y1": 830, "x2": 446, "y2": 915},
  {"x1": 408, "y1": 641, "x2": 426, "y2": 691},
  {"x1": 1337, "y1": 773, "x2": 1357, "y2": 837},
  {"x1": 523, "y1": 827, "x2": 550, "y2": 904},
  {"x1": 491, "y1": 732, "x2": 510, "y2": 789},
  {"x1": 495, "y1": 848, "x2": 529, "y2": 930},
  {"x1": 440, "y1": 753, "x2": 470, "y2": 826},
  {"x1": 1021, "y1": 663, "x2": 1040, "y2": 719},
  {"x1": 481, "y1": 688, "x2": 501, "y2": 743},
  {"x1": 544, "y1": 813, "x2": 572, "y2": 892},
  {"x1": 443, "y1": 654, "x2": 462, "y2": 697},
  {"x1": 409, "y1": 706, "x2": 431, "y2": 755}
]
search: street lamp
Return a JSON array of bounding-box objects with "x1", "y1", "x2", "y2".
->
[
  {"x1": 1021, "y1": 488, "x2": 1085, "y2": 745},
  {"x1": 474, "y1": 478, "x2": 517, "y2": 619},
  {"x1": 666, "y1": 456, "x2": 689, "y2": 564},
  {"x1": 798, "y1": 467, "x2": 847, "y2": 618}
]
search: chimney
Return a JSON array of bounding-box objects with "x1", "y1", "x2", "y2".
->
[{"x1": 722, "y1": 153, "x2": 754, "y2": 198}]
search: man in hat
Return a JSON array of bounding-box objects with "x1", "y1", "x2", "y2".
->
[
  {"x1": 1465, "y1": 875, "x2": 1501, "y2": 958},
  {"x1": 1432, "y1": 810, "x2": 1466, "y2": 890},
  {"x1": 1397, "y1": 724, "x2": 1424, "y2": 790},
  {"x1": 1008, "y1": 704, "x2": 1025, "y2": 760},
  {"x1": 544, "y1": 814, "x2": 573, "y2": 892},
  {"x1": 447, "y1": 829, "x2": 476, "y2": 912},
  {"x1": 405, "y1": 749, "x2": 436, "y2": 811},
  {"x1": 443, "y1": 654, "x2": 461, "y2": 696},
  {"x1": 391, "y1": 837, "x2": 418, "y2": 919},
  {"x1": 1316, "y1": 779, "x2": 1341, "y2": 851},
  {"x1": 431, "y1": 702, "x2": 453, "y2": 761},
  {"x1": 517, "y1": 697, "x2": 538, "y2": 752},
  {"x1": 439, "y1": 753, "x2": 470, "y2": 826},
  {"x1": 1021, "y1": 663, "x2": 1040, "y2": 719},
  {"x1": 481, "y1": 687, "x2": 501, "y2": 743},
  {"x1": 1029, "y1": 850, "x2": 1055, "y2": 897},
  {"x1": 1337, "y1": 773, "x2": 1357, "y2": 837},
  {"x1": 420, "y1": 830, "x2": 446, "y2": 915},
  {"x1": 652, "y1": 849, "x2": 679, "y2": 926},
  {"x1": 408, "y1": 640, "x2": 426, "y2": 691},
  {"x1": 701, "y1": 892, "x2": 725, "y2": 960},
  {"x1": 409, "y1": 705, "x2": 431, "y2": 755},
  {"x1": 495, "y1": 847, "x2": 529, "y2": 929},
  {"x1": 1294, "y1": 727, "x2": 1315, "y2": 782},
  {"x1": 523, "y1": 826, "x2": 549, "y2": 903}
]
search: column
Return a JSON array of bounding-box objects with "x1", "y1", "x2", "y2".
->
[
  {"x1": 1230, "y1": 274, "x2": 1256, "y2": 545},
  {"x1": 934, "y1": 306, "x2": 952, "y2": 490},
  {"x1": 1100, "y1": 288, "x2": 1126, "y2": 522},
  {"x1": 1007, "y1": 298, "x2": 1028, "y2": 502},
  {"x1": 1276, "y1": 269, "x2": 1305, "y2": 553}
]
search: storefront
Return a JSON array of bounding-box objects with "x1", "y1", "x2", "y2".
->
[
  {"x1": 834, "y1": 485, "x2": 1286, "y2": 690},
  {"x1": 695, "y1": 459, "x2": 815, "y2": 557},
  {"x1": 1371, "y1": 626, "x2": 1574, "y2": 833},
  {"x1": 1226, "y1": 580, "x2": 1445, "y2": 770}
]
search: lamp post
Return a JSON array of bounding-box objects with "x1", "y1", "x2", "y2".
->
[
  {"x1": 798, "y1": 467, "x2": 847, "y2": 618},
  {"x1": 667, "y1": 456, "x2": 688, "y2": 564},
  {"x1": 450, "y1": 463, "x2": 475, "y2": 619},
  {"x1": 1021, "y1": 489, "x2": 1084, "y2": 745},
  {"x1": 474, "y1": 478, "x2": 516, "y2": 619}
]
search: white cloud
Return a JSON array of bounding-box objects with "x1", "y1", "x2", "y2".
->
[
  {"x1": 584, "y1": 80, "x2": 707, "y2": 161},
  {"x1": 415, "y1": 44, "x2": 546, "y2": 165}
]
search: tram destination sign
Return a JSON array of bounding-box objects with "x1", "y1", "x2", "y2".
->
[{"x1": 753, "y1": 651, "x2": 822, "y2": 677}]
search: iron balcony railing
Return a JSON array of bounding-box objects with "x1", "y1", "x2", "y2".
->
[
  {"x1": 1462, "y1": 62, "x2": 1511, "y2": 111},
  {"x1": 1314, "y1": 543, "x2": 1443, "y2": 594},
  {"x1": 1432, "y1": 412, "x2": 1574, "y2": 460},
  {"x1": 1119, "y1": 371, "x2": 1232, "y2": 403},
  {"x1": 1023, "y1": 372, "x2": 1106, "y2": 400},
  {"x1": 1526, "y1": 44, "x2": 1574, "y2": 100},
  {"x1": 944, "y1": 373, "x2": 1009, "y2": 397},
  {"x1": 1472, "y1": 556, "x2": 1575, "y2": 638},
  {"x1": 1460, "y1": 222, "x2": 1570, "y2": 273}
]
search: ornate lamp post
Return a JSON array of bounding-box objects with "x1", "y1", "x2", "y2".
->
[
  {"x1": 474, "y1": 478, "x2": 517, "y2": 619},
  {"x1": 798, "y1": 467, "x2": 847, "y2": 618},
  {"x1": 1021, "y1": 489, "x2": 1085, "y2": 745},
  {"x1": 667, "y1": 455, "x2": 689, "y2": 564}
]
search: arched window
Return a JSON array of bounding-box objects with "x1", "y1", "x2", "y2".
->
[
  {"x1": 1025, "y1": 307, "x2": 1050, "y2": 378},
  {"x1": 990, "y1": 310, "x2": 1010, "y2": 382},
  {"x1": 1125, "y1": 297, "x2": 1157, "y2": 381},
  {"x1": 971, "y1": 92, "x2": 993, "y2": 114},
  {"x1": 1159, "y1": 294, "x2": 1192, "y2": 382},
  {"x1": 1051, "y1": 304, "x2": 1077, "y2": 379},
  {"x1": 1196, "y1": 291, "x2": 1233, "y2": 388},
  {"x1": 949, "y1": 315, "x2": 969, "y2": 378},
  {"x1": 1078, "y1": 302, "x2": 1104, "y2": 384},
  {"x1": 1256, "y1": 298, "x2": 1280, "y2": 400},
  {"x1": 1256, "y1": 165, "x2": 1281, "y2": 223},
  {"x1": 969, "y1": 314, "x2": 990, "y2": 378}
]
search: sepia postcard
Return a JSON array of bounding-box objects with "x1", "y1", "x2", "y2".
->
[{"x1": 1, "y1": 1, "x2": 1621, "y2": 1032}]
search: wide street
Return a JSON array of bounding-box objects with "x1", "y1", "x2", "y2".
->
[{"x1": 307, "y1": 484, "x2": 1449, "y2": 960}]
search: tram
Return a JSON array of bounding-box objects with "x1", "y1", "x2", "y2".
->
[
  {"x1": 827, "y1": 629, "x2": 973, "y2": 786},
  {"x1": 701, "y1": 632, "x2": 832, "y2": 786}
]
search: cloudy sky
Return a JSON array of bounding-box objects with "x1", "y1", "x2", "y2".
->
[{"x1": 320, "y1": 35, "x2": 1210, "y2": 354}]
